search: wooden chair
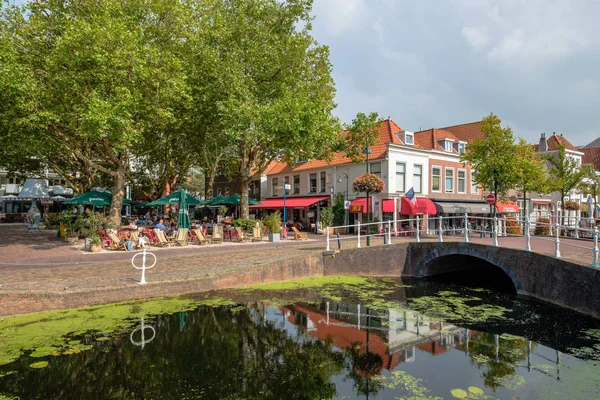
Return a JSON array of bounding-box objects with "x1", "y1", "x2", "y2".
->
[
  {"x1": 291, "y1": 226, "x2": 308, "y2": 240},
  {"x1": 234, "y1": 227, "x2": 249, "y2": 242},
  {"x1": 252, "y1": 226, "x2": 263, "y2": 242},
  {"x1": 192, "y1": 229, "x2": 209, "y2": 245},
  {"x1": 153, "y1": 229, "x2": 174, "y2": 247},
  {"x1": 174, "y1": 228, "x2": 189, "y2": 246},
  {"x1": 107, "y1": 232, "x2": 126, "y2": 251},
  {"x1": 98, "y1": 230, "x2": 113, "y2": 248},
  {"x1": 211, "y1": 225, "x2": 223, "y2": 244}
]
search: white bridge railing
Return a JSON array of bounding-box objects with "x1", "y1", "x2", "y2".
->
[{"x1": 324, "y1": 214, "x2": 600, "y2": 269}]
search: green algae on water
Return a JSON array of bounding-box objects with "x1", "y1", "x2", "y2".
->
[
  {"x1": 372, "y1": 370, "x2": 442, "y2": 400},
  {"x1": 29, "y1": 361, "x2": 48, "y2": 369}
]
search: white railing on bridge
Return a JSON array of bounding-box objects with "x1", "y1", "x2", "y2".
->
[{"x1": 324, "y1": 214, "x2": 600, "y2": 269}]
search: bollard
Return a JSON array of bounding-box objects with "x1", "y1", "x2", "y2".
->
[
  {"x1": 387, "y1": 220, "x2": 392, "y2": 245},
  {"x1": 593, "y1": 227, "x2": 600, "y2": 268},
  {"x1": 463, "y1": 213, "x2": 469, "y2": 243},
  {"x1": 502, "y1": 216, "x2": 507, "y2": 237},
  {"x1": 555, "y1": 222, "x2": 561, "y2": 258},
  {"x1": 130, "y1": 317, "x2": 156, "y2": 350},
  {"x1": 575, "y1": 217, "x2": 579, "y2": 239},
  {"x1": 326, "y1": 227, "x2": 330, "y2": 251},
  {"x1": 357, "y1": 221, "x2": 361, "y2": 248},
  {"x1": 438, "y1": 216, "x2": 443, "y2": 243},
  {"x1": 493, "y1": 217, "x2": 499, "y2": 247},
  {"x1": 131, "y1": 248, "x2": 157, "y2": 285},
  {"x1": 525, "y1": 218, "x2": 531, "y2": 251},
  {"x1": 416, "y1": 215, "x2": 421, "y2": 243},
  {"x1": 336, "y1": 233, "x2": 342, "y2": 250}
]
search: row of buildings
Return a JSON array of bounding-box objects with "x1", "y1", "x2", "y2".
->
[{"x1": 212, "y1": 118, "x2": 599, "y2": 232}]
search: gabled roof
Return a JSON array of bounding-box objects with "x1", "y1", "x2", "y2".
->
[
  {"x1": 582, "y1": 147, "x2": 600, "y2": 170},
  {"x1": 440, "y1": 121, "x2": 485, "y2": 143},
  {"x1": 263, "y1": 119, "x2": 408, "y2": 175},
  {"x1": 414, "y1": 128, "x2": 460, "y2": 152},
  {"x1": 582, "y1": 137, "x2": 600, "y2": 149},
  {"x1": 546, "y1": 133, "x2": 579, "y2": 152}
]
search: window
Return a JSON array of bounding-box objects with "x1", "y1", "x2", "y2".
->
[
  {"x1": 370, "y1": 162, "x2": 381, "y2": 177},
  {"x1": 458, "y1": 142, "x2": 466, "y2": 154},
  {"x1": 445, "y1": 141, "x2": 453, "y2": 152},
  {"x1": 217, "y1": 188, "x2": 222, "y2": 196},
  {"x1": 320, "y1": 172, "x2": 326, "y2": 193},
  {"x1": 224, "y1": 187, "x2": 230, "y2": 195},
  {"x1": 309, "y1": 173, "x2": 317, "y2": 193},
  {"x1": 471, "y1": 171, "x2": 478, "y2": 194},
  {"x1": 413, "y1": 165, "x2": 422, "y2": 193},
  {"x1": 458, "y1": 170, "x2": 466, "y2": 193},
  {"x1": 293, "y1": 175, "x2": 300, "y2": 194},
  {"x1": 405, "y1": 133, "x2": 414, "y2": 145},
  {"x1": 432, "y1": 167, "x2": 441, "y2": 192},
  {"x1": 272, "y1": 178, "x2": 278, "y2": 196},
  {"x1": 395, "y1": 162, "x2": 406, "y2": 193},
  {"x1": 445, "y1": 168, "x2": 454, "y2": 192}
]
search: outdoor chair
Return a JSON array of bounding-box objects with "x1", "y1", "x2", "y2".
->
[
  {"x1": 130, "y1": 231, "x2": 140, "y2": 248},
  {"x1": 174, "y1": 228, "x2": 189, "y2": 246},
  {"x1": 252, "y1": 226, "x2": 264, "y2": 242},
  {"x1": 234, "y1": 227, "x2": 249, "y2": 242},
  {"x1": 153, "y1": 229, "x2": 174, "y2": 247},
  {"x1": 211, "y1": 225, "x2": 224, "y2": 244},
  {"x1": 292, "y1": 226, "x2": 308, "y2": 240},
  {"x1": 192, "y1": 229, "x2": 209, "y2": 245},
  {"x1": 107, "y1": 232, "x2": 126, "y2": 251},
  {"x1": 98, "y1": 230, "x2": 113, "y2": 248}
]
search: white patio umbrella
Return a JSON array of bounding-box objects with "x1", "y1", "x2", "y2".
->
[
  {"x1": 51, "y1": 195, "x2": 67, "y2": 202},
  {"x1": 0, "y1": 195, "x2": 18, "y2": 202}
]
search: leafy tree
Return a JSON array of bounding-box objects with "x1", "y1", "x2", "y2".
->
[
  {"x1": 332, "y1": 193, "x2": 346, "y2": 226},
  {"x1": 514, "y1": 138, "x2": 549, "y2": 222},
  {"x1": 543, "y1": 145, "x2": 590, "y2": 225},
  {"x1": 0, "y1": 0, "x2": 192, "y2": 226},
  {"x1": 189, "y1": 0, "x2": 341, "y2": 218},
  {"x1": 342, "y1": 112, "x2": 383, "y2": 163},
  {"x1": 461, "y1": 114, "x2": 519, "y2": 216},
  {"x1": 578, "y1": 167, "x2": 600, "y2": 220}
]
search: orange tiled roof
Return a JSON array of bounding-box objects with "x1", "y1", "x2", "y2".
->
[
  {"x1": 440, "y1": 121, "x2": 485, "y2": 143},
  {"x1": 546, "y1": 133, "x2": 579, "y2": 152},
  {"x1": 582, "y1": 147, "x2": 600, "y2": 170},
  {"x1": 414, "y1": 128, "x2": 460, "y2": 151},
  {"x1": 262, "y1": 119, "x2": 408, "y2": 175}
]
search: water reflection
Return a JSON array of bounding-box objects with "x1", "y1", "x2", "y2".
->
[{"x1": 0, "y1": 280, "x2": 599, "y2": 399}]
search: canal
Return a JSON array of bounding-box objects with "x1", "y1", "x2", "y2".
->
[{"x1": 0, "y1": 275, "x2": 599, "y2": 399}]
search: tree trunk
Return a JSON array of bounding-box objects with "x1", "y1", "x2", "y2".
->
[
  {"x1": 108, "y1": 153, "x2": 127, "y2": 227},
  {"x1": 240, "y1": 179, "x2": 250, "y2": 219},
  {"x1": 206, "y1": 165, "x2": 217, "y2": 198}
]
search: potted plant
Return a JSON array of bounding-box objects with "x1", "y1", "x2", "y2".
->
[
  {"x1": 89, "y1": 234, "x2": 102, "y2": 252},
  {"x1": 564, "y1": 201, "x2": 580, "y2": 211},
  {"x1": 263, "y1": 211, "x2": 282, "y2": 242},
  {"x1": 319, "y1": 207, "x2": 334, "y2": 235}
]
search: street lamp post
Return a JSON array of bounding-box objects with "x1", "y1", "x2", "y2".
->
[
  {"x1": 283, "y1": 181, "x2": 291, "y2": 226},
  {"x1": 337, "y1": 172, "x2": 349, "y2": 229},
  {"x1": 363, "y1": 134, "x2": 372, "y2": 246}
]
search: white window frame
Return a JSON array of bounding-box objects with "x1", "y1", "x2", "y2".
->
[
  {"x1": 445, "y1": 167, "x2": 454, "y2": 193},
  {"x1": 272, "y1": 177, "x2": 279, "y2": 197},
  {"x1": 395, "y1": 162, "x2": 406, "y2": 193},
  {"x1": 413, "y1": 164, "x2": 423, "y2": 194},
  {"x1": 470, "y1": 171, "x2": 479, "y2": 195},
  {"x1": 309, "y1": 173, "x2": 317, "y2": 193},
  {"x1": 431, "y1": 166, "x2": 442, "y2": 193},
  {"x1": 319, "y1": 171, "x2": 326, "y2": 193},
  {"x1": 445, "y1": 141, "x2": 453, "y2": 152},
  {"x1": 405, "y1": 133, "x2": 414, "y2": 145},
  {"x1": 457, "y1": 169, "x2": 467, "y2": 194},
  {"x1": 458, "y1": 142, "x2": 466, "y2": 154},
  {"x1": 370, "y1": 162, "x2": 382, "y2": 177}
]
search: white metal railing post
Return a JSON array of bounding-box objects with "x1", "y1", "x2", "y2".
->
[
  {"x1": 525, "y1": 217, "x2": 531, "y2": 251},
  {"x1": 326, "y1": 226, "x2": 330, "y2": 251},
  {"x1": 493, "y1": 217, "x2": 499, "y2": 247},
  {"x1": 502, "y1": 216, "x2": 507, "y2": 236},
  {"x1": 438, "y1": 216, "x2": 443, "y2": 243},
  {"x1": 463, "y1": 213, "x2": 469, "y2": 243},
  {"x1": 593, "y1": 227, "x2": 600, "y2": 268},
  {"x1": 575, "y1": 216, "x2": 579, "y2": 239},
  {"x1": 555, "y1": 222, "x2": 561, "y2": 258},
  {"x1": 387, "y1": 220, "x2": 392, "y2": 244},
  {"x1": 357, "y1": 221, "x2": 361, "y2": 248},
  {"x1": 416, "y1": 215, "x2": 421, "y2": 243}
]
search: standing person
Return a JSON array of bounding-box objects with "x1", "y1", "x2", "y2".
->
[
  {"x1": 124, "y1": 231, "x2": 135, "y2": 251},
  {"x1": 155, "y1": 219, "x2": 166, "y2": 231}
]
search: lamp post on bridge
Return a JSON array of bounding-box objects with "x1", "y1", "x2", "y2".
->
[
  {"x1": 337, "y1": 172, "x2": 349, "y2": 228},
  {"x1": 363, "y1": 134, "x2": 372, "y2": 246}
]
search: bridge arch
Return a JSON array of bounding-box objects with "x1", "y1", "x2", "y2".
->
[{"x1": 413, "y1": 245, "x2": 524, "y2": 293}]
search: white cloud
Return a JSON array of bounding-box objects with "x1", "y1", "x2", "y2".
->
[
  {"x1": 462, "y1": 26, "x2": 489, "y2": 51},
  {"x1": 312, "y1": 0, "x2": 366, "y2": 36}
]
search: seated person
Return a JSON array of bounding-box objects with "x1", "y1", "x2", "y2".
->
[
  {"x1": 129, "y1": 218, "x2": 139, "y2": 229},
  {"x1": 137, "y1": 233, "x2": 148, "y2": 249},
  {"x1": 155, "y1": 219, "x2": 166, "y2": 231},
  {"x1": 123, "y1": 231, "x2": 135, "y2": 251}
]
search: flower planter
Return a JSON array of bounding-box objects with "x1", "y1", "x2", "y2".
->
[
  {"x1": 268, "y1": 233, "x2": 280, "y2": 242},
  {"x1": 321, "y1": 227, "x2": 334, "y2": 235},
  {"x1": 89, "y1": 244, "x2": 102, "y2": 253},
  {"x1": 66, "y1": 236, "x2": 78, "y2": 243}
]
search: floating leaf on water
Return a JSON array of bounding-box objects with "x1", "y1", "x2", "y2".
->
[
  {"x1": 30, "y1": 361, "x2": 48, "y2": 369},
  {"x1": 468, "y1": 386, "x2": 484, "y2": 395},
  {"x1": 96, "y1": 336, "x2": 110, "y2": 342},
  {"x1": 450, "y1": 388, "x2": 468, "y2": 398}
]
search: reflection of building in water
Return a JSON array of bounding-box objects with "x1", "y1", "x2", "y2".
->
[{"x1": 280, "y1": 301, "x2": 467, "y2": 374}]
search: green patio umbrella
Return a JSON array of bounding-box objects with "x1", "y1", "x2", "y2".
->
[
  {"x1": 64, "y1": 190, "x2": 131, "y2": 206},
  {"x1": 210, "y1": 194, "x2": 260, "y2": 206},
  {"x1": 205, "y1": 195, "x2": 228, "y2": 206},
  {"x1": 145, "y1": 190, "x2": 202, "y2": 229}
]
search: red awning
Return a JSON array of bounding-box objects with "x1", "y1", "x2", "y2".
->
[
  {"x1": 496, "y1": 201, "x2": 520, "y2": 213},
  {"x1": 350, "y1": 197, "x2": 372, "y2": 213},
  {"x1": 400, "y1": 197, "x2": 437, "y2": 215},
  {"x1": 532, "y1": 200, "x2": 552, "y2": 205},
  {"x1": 249, "y1": 195, "x2": 330, "y2": 209},
  {"x1": 382, "y1": 199, "x2": 395, "y2": 213}
]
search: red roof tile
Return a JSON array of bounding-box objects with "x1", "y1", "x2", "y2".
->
[
  {"x1": 546, "y1": 133, "x2": 579, "y2": 152},
  {"x1": 440, "y1": 121, "x2": 485, "y2": 143},
  {"x1": 582, "y1": 147, "x2": 600, "y2": 170},
  {"x1": 414, "y1": 128, "x2": 460, "y2": 152}
]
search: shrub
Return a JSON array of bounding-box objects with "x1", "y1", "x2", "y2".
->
[
  {"x1": 76, "y1": 210, "x2": 109, "y2": 239},
  {"x1": 193, "y1": 207, "x2": 204, "y2": 220},
  {"x1": 505, "y1": 216, "x2": 522, "y2": 235},
  {"x1": 320, "y1": 207, "x2": 334, "y2": 227},
  {"x1": 263, "y1": 211, "x2": 282, "y2": 234},
  {"x1": 44, "y1": 212, "x2": 59, "y2": 229},
  {"x1": 89, "y1": 233, "x2": 101, "y2": 246},
  {"x1": 535, "y1": 217, "x2": 550, "y2": 235},
  {"x1": 332, "y1": 193, "x2": 346, "y2": 226},
  {"x1": 233, "y1": 218, "x2": 261, "y2": 232}
]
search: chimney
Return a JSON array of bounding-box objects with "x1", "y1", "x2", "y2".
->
[{"x1": 539, "y1": 133, "x2": 547, "y2": 152}]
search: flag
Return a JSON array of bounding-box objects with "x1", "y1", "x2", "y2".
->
[{"x1": 405, "y1": 187, "x2": 417, "y2": 205}]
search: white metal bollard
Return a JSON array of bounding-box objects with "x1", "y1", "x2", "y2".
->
[
  {"x1": 387, "y1": 220, "x2": 392, "y2": 245},
  {"x1": 575, "y1": 217, "x2": 579, "y2": 239},
  {"x1": 464, "y1": 213, "x2": 469, "y2": 243},
  {"x1": 130, "y1": 317, "x2": 156, "y2": 350},
  {"x1": 131, "y1": 248, "x2": 157, "y2": 285},
  {"x1": 593, "y1": 227, "x2": 600, "y2": 268},
  {"x1": 555, "y1": 222, "x2": 561, "y2": 258},
  {"x1": 493, "y1": 217, "x2": 499, "y2": 247},
  {"x1": 326, "y1": 227, "x2": 330, "y2": 251},
  {"x1": 502, "y1": 216, "x2": 507, "y2": 237},
  {"x1": 416, "y1": 215, "x2": 421, "y2": 243},
  {"x1": 525, "y1": 218, "x2": 531, "y2": 251},
  {"x1": 357, "y1": 221, "x2": 361, "y2": 248},
  {"x1": 438, "y1": 216, "x2": 443, "y2": 243}
]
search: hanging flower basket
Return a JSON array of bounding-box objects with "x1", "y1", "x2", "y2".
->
[
  {"x1": 353, "y1": 173, "x2": 385, "y2": 193},
  {"x1": 564, "y1": 201, "x2": 580, "y2": 211}
]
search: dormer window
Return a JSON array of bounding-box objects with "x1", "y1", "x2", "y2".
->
[
  {"x1": 405, "y1": 133, "x2": 414, "y2": 145},
  {"x1": 457, "y1": 142, "x2": 466, "y2": 154}
]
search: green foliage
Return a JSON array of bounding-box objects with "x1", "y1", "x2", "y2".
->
[
  {"x1": 515, "y1": 138, "x2": 549, "y2": 201},
  {"x1": 535, "y1": 217, "x2": 551, "y2": 235},
  {"x1": 461, "y1": 114, "x2": 519, "y2": 199},
  {"x1": 342, "y1": 112, "x2": 383, "y2": 162},
  {"x1": 193, "y1": 207, "x2": 204, "y2": 221},
  {"x1": 88, "y1": 233, "x2": 101, "y2": 246},
  {"x1": 76, "y1": 210, "x2": 109, "y2": 238},
  {"x1": 319, "y1": 207, "x2": 334, "y2": 227},
  {"x1": 232, "y1": 218, "x2": 261, "y2": 232},
  {"x1": 218, "y1": 205, "x2": 228, "y2": 217},
  {"x1": 332, "y1": 193, "x2": 346, "y2": 226},
  {"x1": 44, "y1": 213, "x2": 59, "y2": 229},
  {"x1": 57, "y1": 210, "x2": 79, "y2": 237},
  {"x1": 263, "y1": 211, "x2": 282, "y2": 234}
]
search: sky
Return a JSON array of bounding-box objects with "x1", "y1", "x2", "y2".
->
[{"x1": 310, "y1": 0, "x2": 600, "y2": 146}]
